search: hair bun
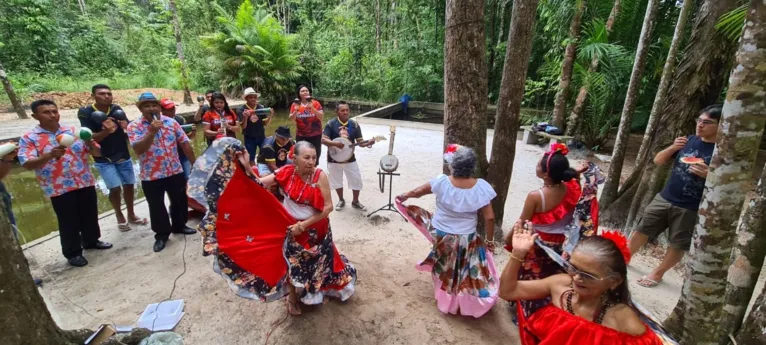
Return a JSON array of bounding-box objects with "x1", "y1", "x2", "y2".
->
[{"x1": 561, "y1": 168, "x2": 577, "y2": 182}]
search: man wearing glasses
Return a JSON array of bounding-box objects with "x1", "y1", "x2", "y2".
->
[{"x1": 628, "y1": 105, "x2": 721, "y2": 288}]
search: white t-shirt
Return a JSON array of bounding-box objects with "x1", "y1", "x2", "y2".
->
[{"x1": 429, "y1": 174, "x2": 497, "y2": 235}]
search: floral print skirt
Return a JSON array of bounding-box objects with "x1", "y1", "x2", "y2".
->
[{"x1": 417, "y1": 227, "x2": 498, "y2": 318}]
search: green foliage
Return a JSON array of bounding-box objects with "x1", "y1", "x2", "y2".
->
[
  {"x1": 716, "y1": 5, "x2": 747, "y2": 42},
  {"x1": 200, "y1": 1, "x2": 302, "y2": 101}
]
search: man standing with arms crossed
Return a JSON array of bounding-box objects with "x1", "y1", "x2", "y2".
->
[
  {"x1": 127, "y1": 93, "x2": 197, "y2": 252},
  {"x1": 79, "y1": 84, "x2": 146, "y2": 232},
  {"x1": 322, "y1": 101, "x2": 374, "y2": 211},
  {"x1": 628, "y1": 105, "x2": 721, "y2": 288}
]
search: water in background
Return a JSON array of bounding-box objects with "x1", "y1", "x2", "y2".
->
[{"x1": 8, "y1": 110, "x2": 298, "y2": 243}]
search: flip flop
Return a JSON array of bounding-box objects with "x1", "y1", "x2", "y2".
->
[
  {"x1": 637, "y1": 276, "x2": 662, "y2": 288},
  {"x1": 129, "y1": 217, "x2": 149, "y2": 226},
  {"x1": 118, "y1": 222, "x2": 131, "y2": 232}
]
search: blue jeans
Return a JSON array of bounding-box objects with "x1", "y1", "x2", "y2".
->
[
  {"x1": 94, "y1": 160, "x2": 136, "y2": 189},
  {"x1": 244, "y1": 136, "x2": 264, "y2": 163}
]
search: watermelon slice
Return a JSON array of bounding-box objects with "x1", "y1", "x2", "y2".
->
[{"x1": 680, "y1": 157, "x2": 704, "y2": 165}]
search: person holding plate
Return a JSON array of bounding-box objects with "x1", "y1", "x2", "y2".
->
[
  {"x1": 322, "y1": 101, "x2": 374, "y2": 211},
  {"x1": 237, "y1": 87, "x2": 273, "y2": 163},
  {"x1": 628, "y1": 105, "x2": 721, "y2": 288}
]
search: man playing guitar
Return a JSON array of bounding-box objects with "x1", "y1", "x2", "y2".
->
[{"x1": 322, "y1": 101, "x2": 375, "y2": 211}]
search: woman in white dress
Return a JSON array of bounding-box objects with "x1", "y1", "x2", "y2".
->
[{"x1": 398, "y1": 144, "x2": 499, "y2": 318}]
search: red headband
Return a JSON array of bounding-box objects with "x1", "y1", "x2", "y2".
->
[{"x1": 545, "y1": 143, "x2": 569, "y2": 173}]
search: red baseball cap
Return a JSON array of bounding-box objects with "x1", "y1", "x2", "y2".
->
[{"x1": 159, "y1": 98, "x2": 176, "y2": 110}]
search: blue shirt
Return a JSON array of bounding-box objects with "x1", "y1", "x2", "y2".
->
[{"x1": 660, "y1": 136, "x2": 716, "y2": 210}]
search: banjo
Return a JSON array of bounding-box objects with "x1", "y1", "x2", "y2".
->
[
  {"x1": 380, "y1": 126, "x2": 399, "y2": 172},
  {"x1": 328, "y1": 135, "x2": 386, "y2": 163}
]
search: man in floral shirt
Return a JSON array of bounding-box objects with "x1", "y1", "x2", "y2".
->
[
  {"x1": 18, "y1": 100, "x2": 112, "y2": 267},
  {"x1": 127, "y1": 92, "x2": 197, "y2": 252}
]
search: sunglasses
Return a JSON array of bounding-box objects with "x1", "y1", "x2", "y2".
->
[{"x1": 563, "y1": 260, "x2": 614, "y2": 283}]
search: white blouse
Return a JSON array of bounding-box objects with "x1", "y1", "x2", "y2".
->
[{"x1": 429, "y1": 174, "x2": 497, "y2": 235}]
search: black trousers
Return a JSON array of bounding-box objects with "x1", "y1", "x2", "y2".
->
[
  {"x1": 141, "y1": 173, "x2": 188, "y2": 241},
  {"x1": 50, "y1": 186, "x2": 101, "y2": 259},
  {"x1": 296, "y1": 135, "x2": 322, "y2": 161}
]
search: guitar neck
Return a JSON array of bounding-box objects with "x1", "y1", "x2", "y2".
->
[{"x1": 387, "y1": 131, "x2": 395, "y2": 155}]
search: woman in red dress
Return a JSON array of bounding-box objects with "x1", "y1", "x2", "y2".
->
[
  {"x1": 194, "y1": 140, "x2": 355, "y2": 316},
  {"x1": 514, "y1": 143, "x2": 588, "y2": 317},
  {"x1": 202, "y1": 92, "x2": 241, "y2": 147},
  {"x1": 499, "y1": 221, "x2": 663, "y2": 345},
  {"x1": 289, "y1": 85, "x2": 324, "y2": 160}
]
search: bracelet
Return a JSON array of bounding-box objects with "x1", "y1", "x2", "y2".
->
[{"x1": 509, "y1": 253, "x2": 526, "y2": 263}]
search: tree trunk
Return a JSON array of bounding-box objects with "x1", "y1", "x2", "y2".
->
[
  {"x1": 487, "y1": 0, "x2": 501, "y2": 83},
  {"x1": 443, "y1": 0, "x2": 489, "y2": 177},
  {"x1": 376, "y1": 0, "x2": 381, "y2": 53},
  {"x1": 600, "y1": 0, "x2": 739, "y2": 229},
  {"x1": 485, "y1": 0, "x2": 540, "y2": 242},
  {"x1": 0, "y1": 61, "x2": 28, "y2": 120},
  {"x1": 624, "y1": 0, "x2": 694, "y2": 213},
  {"x1": 169, "y1": 0, "x2": 192, "y2": 105},
  {"x1": 0, "y1": 198, "x2": 91, "y2": 344},
  {"x1": 551, "y1": 0, "x2": 585, "y2": 129},
  {"x1": 663, "y1": 1, "x2": 766, "y2": 342},
  {"x1": 77, "y1": 0, "x2": 86, "y2": 15},
  {"x1": 599, "y1": 0, "x2": 660, "y2": 210},
  {"x1": 736, "y1": 279, "x2": 766, "y2": 344},
  {"x1": 565, "y1": 0, "x2": 621, "y2": 136},
  {"x1": 721, "y1": 162, "x2": 766, "y2": 342}
]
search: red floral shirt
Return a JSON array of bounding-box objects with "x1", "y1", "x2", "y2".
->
[
  {"x1": 17, "y1": 125, "x2": 98, "y2": 197},
  {"x1": 127, "y1": 115, "x2": 189, "y2": 181}
]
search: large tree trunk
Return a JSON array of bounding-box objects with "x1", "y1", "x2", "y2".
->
[
  {"x1": 169, "y1": 0, "x2": 192, "y2": 105},
  {"x1": 565, "y1": 0, "x2": 621, "y2": 136},
  {"x1": 0, "y1": 61, "x2": 28, "y2": 120},
  {"x1": 663, "y1": 1, "x2": 766, "y2": 342},
  {"x1": 551, "y1": 0, "x2": 585, "y2": 129},
  {"x1": 0, "y1": 199, "x2": 91, "y2": 344},
  {"x1": 599, "y1": 0, "x2": 660, "y2": 210},
  {"x1": 485, "y1": 0, "x2": 540, "y2": 242},
  {"x1": 736, "y1": 280, "x2": 766, "y2": 344},
  {"x1": 487, "y1": 0, "x2": 501, "y2": 83},
  {"x1": 600, "y1": 0, "x2": 739, "y2": 229},
  {"x1": 376, "y1": 0, "x2": 381, "y2": 53},
  {"x1": 625, "y1": 0, "x2": 694, "y2": 214},
  {"x1": 721, "y1": 162, "x2": 766, "y2": 342},
  {"x1": 443, "y1": 0, "x2": 489, "y2": 177}
]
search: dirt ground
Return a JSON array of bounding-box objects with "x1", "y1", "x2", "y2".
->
[{"x1": 21, "y1": 118, "x2": 692, "y2": 345}]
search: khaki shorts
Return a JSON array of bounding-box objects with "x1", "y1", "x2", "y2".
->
[{"x1": 634, "y1": 194, "x2": 698, "y2": 251}]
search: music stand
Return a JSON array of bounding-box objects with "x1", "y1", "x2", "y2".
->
[{"x1": 368, "y1": 170, "x2": 405, "y2": 220}]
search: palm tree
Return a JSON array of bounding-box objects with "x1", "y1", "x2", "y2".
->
[{"x1": 201, "y1": 1, "x2": 302, "y2": 99}]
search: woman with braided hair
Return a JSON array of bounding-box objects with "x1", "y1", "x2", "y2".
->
[{"x1": 499, "y1": 221, "x2": 663, "y2": 345}]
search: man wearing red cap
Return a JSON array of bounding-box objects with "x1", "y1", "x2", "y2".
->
[{"x1": 160, "y1": 98, "x2": 196, "y2": 179}]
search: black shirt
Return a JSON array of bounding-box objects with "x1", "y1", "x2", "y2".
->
[
  {"x1": 236, "y1": 104, "x2": 266, "y2": 139},
  {"x1": 660, "y1": 135, "x2": 716, "y2": 211},
  {"x1": 173, "y1": 115, "x2": 188, "y2": 162},
  {"x1": 77, "y1": 104, "x2": 131, "y2": 163},
  {"x1": 257, "y1": 135, "x2": 294, "y2": 168},
  {"x1": 323, "y1": 118, "x2": 363, "y2": 163}
]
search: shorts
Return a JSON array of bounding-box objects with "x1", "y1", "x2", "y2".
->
[
  {"x1": 181, "y1": 159, "x2": 192, "y2": 180},
  {"x1": 257, "y1": 163, "x2": 273, "y2": 176},
  {"x1": 94, "y1": 160, "x2": 136, "y2": 190},
  {"x1": 634, "y1": 194, "x2": 699, "y2": 250},
  {"x1": 327, "y1": 161, "x2": 363, "y2": 191}
]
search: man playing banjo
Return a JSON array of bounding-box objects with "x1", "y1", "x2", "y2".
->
[{"x1": 323, "y1": 101, "x2": 375, "y2": 211}]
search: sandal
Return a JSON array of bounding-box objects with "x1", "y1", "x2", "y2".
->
[
  {"x1": 286, "y1": 296, "x2": 302, "y2": 316},
  {"x1": 637, "y1": 276, "x2": 662, "y2": 288},
  {"x1": 118, "y1": 222, "x2": 131, "y2": 232},
  {"x1": 128, "y1": 217, "x2": 149, "y2": 226}
]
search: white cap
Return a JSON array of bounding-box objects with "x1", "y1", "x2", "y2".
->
[{"x1": 242, "y1": 87, "x2": 260, "y2": 99}]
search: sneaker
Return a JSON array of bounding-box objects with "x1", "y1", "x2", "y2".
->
[
  {"x1": 351, "y1": 201, "x2": 367, "y2": 211},
  {"x1": 335, "y1": 200, "x2": 346, "y2": 211}
]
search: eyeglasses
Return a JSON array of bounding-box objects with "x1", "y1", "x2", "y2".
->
[
  {"x1": 563, "y1": 260, "x2": 614, "y2": 282},
  {"x1": 696, "y1": 118, "x2": 718, "y2": 126}
]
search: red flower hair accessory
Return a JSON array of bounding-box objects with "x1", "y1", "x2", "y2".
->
[
  {"x1": 288, "y1": 145, "x2": 295, "y2": 161},
  {"x1": 443, "y1": 144, "x2": 462, "y2": 164},
  {"x1": 601, "y1": 231, "x2": 632, "y2": 264},
  {"x1": 545, "y1": 143, "x2": 570, "y2": 173}
]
